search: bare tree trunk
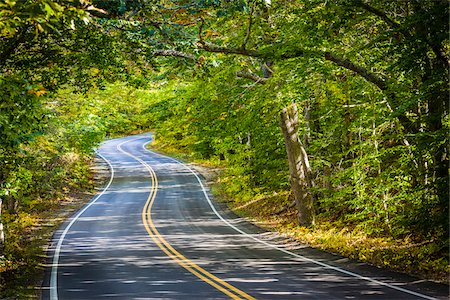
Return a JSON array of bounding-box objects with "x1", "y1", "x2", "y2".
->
[
  {"x1": 303, "y1": 99, "x2": 311, "y2": 149},
  {"x1": 280, "y1": 103, "x2": 315, "y2": 226}
]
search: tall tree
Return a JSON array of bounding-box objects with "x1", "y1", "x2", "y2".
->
[{"x1": 120, "y1": 0, "x2": 449, "y2": 230}]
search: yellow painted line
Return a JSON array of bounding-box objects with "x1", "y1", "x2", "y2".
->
[
  {"x1": 118, "y1": 142, "x2": 256, "y2": 299},
  {"x1": 141, "y1": 160, "x2": 256, "y2": 300},
  {"x1": 141, "y1": 177, "x2": 241, "y2": 299}
]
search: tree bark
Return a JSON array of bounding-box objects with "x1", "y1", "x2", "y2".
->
[
  {"x1": 280, "y1": 103, "x2": 315, "y2": 226},
  {"x1": 236, "y1": 70, "x2": 267, "y2": 84}
]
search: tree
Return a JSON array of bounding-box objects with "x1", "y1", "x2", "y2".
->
[
  {"x1": 0, "y1": 0, "x2": 128, "y2": 253},
  {"x1": 119, "y1": 0, "x2": 448, "y2": 231}
]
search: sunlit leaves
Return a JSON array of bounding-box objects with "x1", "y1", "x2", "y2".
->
[
  {"x1": 0, "y1": 1, "x2": 447, "y2": 287},
  {"x1": 0, "y1": 0, "x2": 91, "y2": 37},
  {"x1": 0, "y1": 76, "x2": 46, "y2": 150}
]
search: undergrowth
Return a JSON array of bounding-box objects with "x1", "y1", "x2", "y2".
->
[
  {"x1": 0, "y1": 154, "x2": 109, "y2": 299},
  {"x1": 0, "y1": 193, "x2": 96, "y2": 299},
  {"x1": 150, "y1": 139, "x2": 450, "y2": 284},
  {"x1": 221, "y1": 186, "x2": 449, "y2": 283}
]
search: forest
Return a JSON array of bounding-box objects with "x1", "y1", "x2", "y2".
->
[{"x1": 0, "y1": 0, "x2": 448, "y2": 297}]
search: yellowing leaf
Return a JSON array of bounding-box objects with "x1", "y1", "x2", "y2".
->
[
  {"x1": 28, "y1": 87, "x2": 47, "y2": 96},
  {"x1": 36, "y1": 23, "x2": 44, "y2": 32}
]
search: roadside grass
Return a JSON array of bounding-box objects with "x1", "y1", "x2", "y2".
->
[
  {"x1": 149, "y1": 140, "x2": 449, "y2": 284},
  {"x1": 0, "y1": 157, "x2": 109, "y2": 299},
  {"x1": 0, "y1": 193, "x2": 95, "y2": 299},
  {"x1": 0, "y1": 131, "x2": 145, "y2": 299},
  {"x1": 218, "y1": 184, "x2": 449, "y2": 284}
]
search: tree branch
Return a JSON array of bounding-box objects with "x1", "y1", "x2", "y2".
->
[
  {"x1": 198, "y1": 41, "x2": 262, "y2": 57},
  {"x1": 260, "y1": 61, "x2": 273, "y2": 78},
  {"x1": 150, "y1": 49, "x2": 196, "y2": 60},
  {"x1": 198, "y1": 40, "x2": 387, "y2": 91},
  {"x1": 354, "y1": 0, "x2": 400, "y2": 30},
  {"x1": 198, "y1": 17, "x2": 262, "y2": 57},
  {"x1": 198, "y1": 17, "x2": 205, "y2": 44},
  {"x1": 242, "y1": 0, "x2": 256, "y2": 50},
  {"x1": 354, "y1": 0, "x2": 449, "y2": 68},
  {"x1": 236, "y1": 70, "x2": 267, "y2": 84},
  {"x1": 86, "y1": 5, "x2": 109, "y2": 18},
  {"x1": 324, "y1": 52, "x2": 415, "y2": 130},
  {"x1": 324, "y1": 52, "x2": 387, "y2": 90},
  {"x1": 280, "y1": 48, "x2": 388, "y2": 90},
  {"x1": 197, "y1": 37, "x2": 414, "y2": 130},
  {"x1": 197, "y1": 12, "x2": 417, "y2": 131}
]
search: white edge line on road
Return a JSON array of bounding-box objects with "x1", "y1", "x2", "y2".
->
[
  {"x1": 49, "y1": 151, "x2": 115, "y2": 300},
  {"x1": 141, "y1": 137, "x2": 437, "y2": 300}
]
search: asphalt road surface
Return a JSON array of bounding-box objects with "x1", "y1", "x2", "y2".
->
[{"x1": 42, "y1": 133, "x2": 449, "y2": 300}]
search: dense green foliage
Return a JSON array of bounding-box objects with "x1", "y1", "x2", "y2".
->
[
  {"x1": 0, "y1": 82, "x2": 157, "y2": 297},
  {"x1": 0, "y1": 0, "x2": 448, "y2": 294},
  {"x1": 0, "y1": 1, "x2": 154, "y2": 295},
  {"x1": 143, "y1": 0, "x2": 449, "y2": 278},
  {"x1": 145, "y1": 0, "x2": 449, "y2": 238}
]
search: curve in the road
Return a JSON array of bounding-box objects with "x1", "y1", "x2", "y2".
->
[
  {"x1": 117, "y1": 138, "x2": 256, "y2": 300},
  {"x1": 142, "y1": 142, "x2": 438, "y2": 300},
  {"x1": 46, "y1": 134, "x2": 447, "y2": 300}
]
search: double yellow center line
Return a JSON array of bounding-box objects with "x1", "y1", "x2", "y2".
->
[{"x1": 132, "y1": 148, "x2": 255, "y2": 300}]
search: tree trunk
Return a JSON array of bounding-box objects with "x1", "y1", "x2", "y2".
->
[
  {"x1": 280, "y1": 103, "x2": 315, "y2": 226},
  {"x1": 303, "y1": 99, "x2": 311, "y2": 149}
]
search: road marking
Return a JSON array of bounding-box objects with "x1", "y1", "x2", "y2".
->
[
  {"x1": 49, "y1": 133, "x2": 438, "y2": 300},
  {"x1": 50, "y1": 152, "x2": 114, "y2": 300},
  {"x1": 116, "y1": 138, "x2": 256, "y2": 300},
  {"x1": 142, "y1": 135, "x2": 438, "y2": 300}
]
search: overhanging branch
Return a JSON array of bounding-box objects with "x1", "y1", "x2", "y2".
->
[
  {"x1": 198, "y1": 41, "x2": 262, "y2": 57},
  {"x1": 354, "y1": 0, "x2": 449, "y2": 68},
  {"x1": 279, "y1": 48, "x2": 388, "y2": 91},
  {"x1": 354, "y1": 0, "x2": 400, "y2": 30},
  {"x1": 324, "y1": 52, "x2": 387, "y2": 90},
  {"x1": 242, "y1": 0, "x2": 256, "y2": 50},
  {"x1": 150, "y1": 49, "x2": 196, "y2": 60},
  {"x1": 236, "y1": 70, "x2": 267, "y2": 84},
  {"x1": 198, "y1": 17, "x2": 262, "y2": 58},
  {"x1": 197, "y1": 38, "x2": 413, "y2": 130}
]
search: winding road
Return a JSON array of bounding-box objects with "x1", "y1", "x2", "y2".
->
[{"x1": 42, "y1": 133, "x2": 448, "y2": 300}]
